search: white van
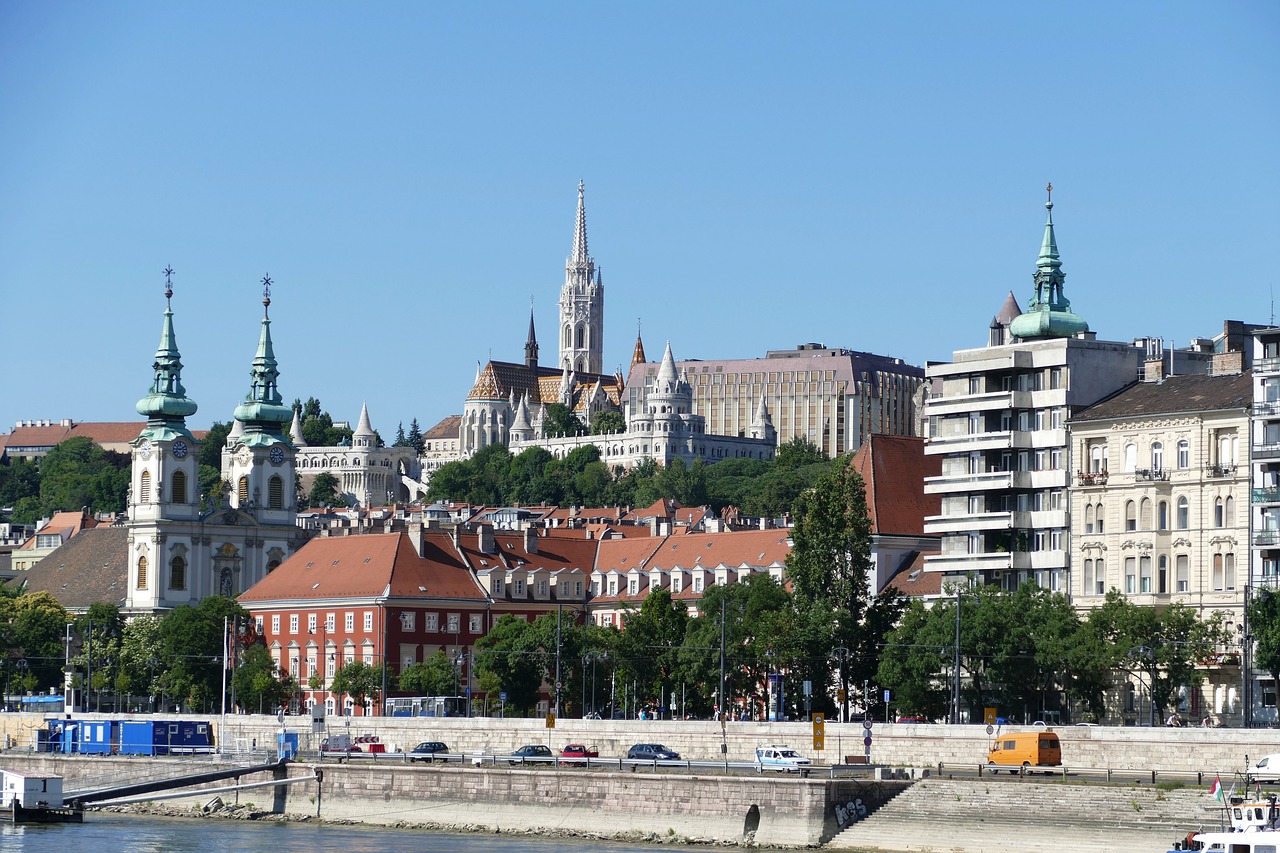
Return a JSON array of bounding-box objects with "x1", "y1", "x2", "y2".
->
[{"x1": 755, "y1": 744, "x2": 811, "y2": 773}]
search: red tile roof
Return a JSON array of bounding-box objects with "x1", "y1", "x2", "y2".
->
[
  {"x1": 646, "y1": 529, "x2": 790, "y2": 571},
  {"x1": 424, "y1": 415, "x2": 462, "y2": 440},
  {"x1": 238, "y1": 532, "x2": 486, "y2": 604},
  {"x1": 460, "y1": 531, "x2": 598, "y2": 573},
  {"x1": 849, "y1": 434, "x2": 940, "y2": 537},
  {"x1": 883, "y1": 552, "x2": 942, "y2": 598},
  {"x1": 594, "y1": 537, "x2": 666, "y2": 573}
]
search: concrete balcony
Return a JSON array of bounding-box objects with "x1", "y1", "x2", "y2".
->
[
  {"x1": 923, "y1": 470, "x2": 1033, "y2": 494},
  {"x1": 925, "y1": 430, "x2": 1017, "y2": 455},
  {"x1": 1029, "y1": 469, "x2": 1068, "y2": 489},
  {"x1": 924, "y1": 511, "x2": 1013, "y2": 534},
  {"x1": 925, "y1": 391, "x2": 1014, "y2": 417},
  {"x1": 924, "y1": 551, "x2": 1013, "y2": 573},
  {"x1": 1010, "y1": 550, "x2": 1068, "y2": 571},
  {"x1": 1009, "y1": 510, "x2": 1069, "y2": 530}
]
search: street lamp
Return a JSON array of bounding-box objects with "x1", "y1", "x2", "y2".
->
[
  {"x1": 831, "y1": 647, "x2": 850, "y2": 723},
  {"x1": 453, "y1": 651, "x2": 464, "y2": 713}
]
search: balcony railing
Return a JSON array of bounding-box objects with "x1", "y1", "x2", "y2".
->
[
  {"x1": 1255, "y1": 530, "x2": 1280, "y2": 547},
  {"x1": 1255, "y1": 444, "x2": 1280, "y2": 461},
  {"x1": 1253, "y1": 401, "x2": 1280, "y2": 417},
  {"x1": 1256, "y1": 356, "x2": 1280, "y2": 374},
  {"x1": 1134, "y1": 468, "x2": 1169, "y2": 482},
  {"x1": 1205, "y1": 463, "x2": 1237, "y2": 478},
  {"x1": 1255, "y1": 487, "x2": 1280, "y2": 504},
  {"x1": 1076, "y1": 471, "x2": 1108, "y2": 486}
]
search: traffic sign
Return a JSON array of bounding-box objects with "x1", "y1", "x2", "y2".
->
[
  {"x1": 862, "y1": 718, "x2": 873, "y2": 731},
  {"x1": 984, "y1": 707, "x2": 997, "y2": 725},
  {"x1": 545, "y1": 713, "x2": 556, "y2": 729},
  {"x1": 863, "y1": 736, "x2": 872, "y2": 747},
  {"x1": 500, "y1": 691, "x2": 507, "y2": 703},
  {"x1": 813, "y1": 734, "x2": 825, "y2": 751},
  {"x1": 837, "y1": 689, "x2": 847, "y2": 702},
  {"x1": 986, "y1": 724, "x2": 994, "y2": 735}
]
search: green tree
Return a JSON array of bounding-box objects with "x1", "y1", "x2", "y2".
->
[
  {"x1": 198, "y1": 465, "x2": 229, "y2": 510},
  {"x1": 775, "y1": 436, "x2": 827, "y2": 470},
  {"x1": 1251, "y1": 588, "x2": 1280, "y2": 707},
  {"x1": 590, "y1": 411, "x2": 626, "y2": 435},
  {"x1": 199, "y1": 421, "x2": 232, "y2": 470},
  {"x1": 33, "y1": 436, "x2": 130, "y2": 517},
  {"x1": 475, "y1": 615, "x2": 544, "y2": 714},
  {"x1": 308, "y1": 471, "x2": 345, "y2": 507},
  {"x1": 541, "y1": 403, "x2": 584, "y2": 438},
  {"x1": 0, "y1": 459, "x2": 40, "y2": 509},
  {"x1": 232, "y1": 644, "x2": 293, "y2": 713},
  {"x1": 407, "y1": 418, "x2": 425, "y2": 455},
  {"x1": 71, "y1": 602, "x2": 125, "y2": 710},
  {"x1": 393, "y1": 422, "x2": 408, "y2": 447},
  {"x1": 331, "y1": 660, "x2": 386, "y2": 712},
  {"x1": 399, "y1": 651, "x2": 459, "y2": 696},
  {"x1": 154, "y1": 596, "x2": 247, "y2": 712},
  {"x1": 0, "y1": 591, "x2": 69, "y2": 694},
  {"x1": 616, "y1": 589, "x2": 689, "y2": 715}
]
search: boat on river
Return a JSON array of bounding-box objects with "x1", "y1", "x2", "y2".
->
[{"x1": 1168, "y1": 794, "x2": 1280, "y2": 851}]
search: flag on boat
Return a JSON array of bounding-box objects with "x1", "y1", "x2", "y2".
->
[{"x1": 1209, "y1": 775, "x2": 1223, "y2": 802}]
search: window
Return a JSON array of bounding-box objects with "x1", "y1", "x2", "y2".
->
[
  {"x1": 1090, "y1": 444, "x2": 1105, "y2": 473},
  {"x1": 308, "y1": 613, "x2": 317, "y2": 633},
  {"x1": 345, "y1": 612, "x2": 354, "y2": 632},
  {"x1": 628, "y1": 578, "x2": 638, "y2": 595},
  {"x1": 139, "y1": 471, "x2": 152, "y2": 503},
  {"x1": 1177, "y1": 496, "x2": 1189, "y2": 529},
  {"x1": 1125, "y1": 500, "x2": 1137, "y2": 532},
  {"x1": 1177, "y1": 441, "x2": 1189, "y2": 469},
  {"x1": 1124, "y1": 443, "x2": 1137, "y2": 472},
  {"x1": 137, "y1": 555, "x2": 148, "y2": 590},
  {"x1": 537, "y1": 580, "x2": 548, "y2": 597},
  {"x1": 364, "y1": 611, "x2": 373, "y2": 632},
  {"x1": 169, "y1": 556, "x2": 186, "y2": 590},
  {"x1": 269, "y1": 476, "x2": 284, "y2": 509},
  {"x1": 1151, "y1": 442, "x2": 1163, "y2": 472},
  {"x1": 1225, "y1": 553, "x2": 1236, "y2": 591},
  {"x1": 1084, "y1": 503, "x2": 1095, "y2": 534},
  {"x1": 289, "y1": 614, "x2": 299, "y2": 634},
  {"x1": 172, "y1": 469, "x2": 187, "y2": 504},
  {"x1": 1139, "y1": 498, "x2": 1152, "y2": 530},
  {"x1": 447, "y1": 613, "x2": 460, "y2": 633},
  {"x1": 514, "y1": 579, "x2": 525, "y2": 596},
  {"x1": 1140, "y1": 556, "x2": 1152, "y2": 593},
  {"x1": 1213, "y1": 554, "x2": 1224, "y2": 591},
  {"x1": 426, "y1": 613, "x2": 438, "y2": 632},
  {"x1": 1176, "y1": 555, "x2": 1189, "y2": 592},
  {"x1": 694, "y1": 576, "x2": 703, "y2": 593},
  {"x1": 469, "y1": 613, "x2": 482, "y2": 633},
  {"x1": 1158, "y1": 501, "x2": 1169, "y2": 531},
  {"x1": 1215, "y1": 498, "x2": 1224, "y2": 528},
  {"x1": 271, "y1": 614, "x2": 280, "y2": 634},
  {"x1": 325, "y1": 613, "x2": 334, "y2": 632},
  {"x1": 608, "y1": 579, "x2": 617, "y2": 596},
  {"x1": 1083, "y1": 559, "x2": 1093, "y2": 593},
  {"x1": 574, "y1": 581, "x2": 582, "y2": 597},
  {"x1": 238, "y1": 476, "x2": 249, "y2": 504},
  {"x1": 492, "y1": 577, "x2": 504, "y2": 595},
  {"x1": 1225, "y1": 496, "x2": 1234, "y2": 526},
  {"x1": 1095, "y1": 559, "x2": 1106, "y2": 595},
  {"x1": 1125, "y1": 557, "x2": 1136, "y2": 594}
]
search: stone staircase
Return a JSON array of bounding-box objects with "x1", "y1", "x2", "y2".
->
[{"x1": 829, "y1": 778, "x2": 1221, "y2": 851}]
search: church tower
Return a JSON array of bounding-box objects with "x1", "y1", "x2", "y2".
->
[
  {"x1": 223, "y1": 277, "x2": 297, "y2": 526},
  {"x1": 131, "y1": 268, "x2": 201, "y2": 526},
  {"x1": 559, "y1": 181, "x2": 604, "y2": 374}
]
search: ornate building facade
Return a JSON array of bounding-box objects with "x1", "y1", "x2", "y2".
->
[
  {"x1": 290, "y1": 404, "x2": 422, "y2": 507},
  {"x1": 124, "y1": 275, "x2": 307, "y2": 615}
]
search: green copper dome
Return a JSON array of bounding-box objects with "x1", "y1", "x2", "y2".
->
[
  {"x1": 232, "y1": 281, "x2": 293, "y2": 440},
  {"x1": 1008, "y1": 187, "x2": 1089, "y2": 341},
  {"x1": 136, "y1": 275, "x2": 198, "y2": 440}
]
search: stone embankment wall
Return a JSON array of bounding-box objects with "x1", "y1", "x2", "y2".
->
[
  {"x1": 0, "y1": 711, "x2": 1272, "y2": 773},
  {"x1": 0, "y1": 753, "x2": 908, "y2": 847}
]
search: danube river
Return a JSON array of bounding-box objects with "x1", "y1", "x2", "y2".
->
[{"x1": 0, "y1": 814, "x2": 804, "y2": 853}]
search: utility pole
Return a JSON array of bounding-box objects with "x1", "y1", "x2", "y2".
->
[
  {"x1": 719, "y1": 597, "x2": 727, "y2": 719},
  {"x1": 554, "y1": 604, "x2": 562, "y2": 717},
  {"x1": 952, "y1": 592, "x2": 962, "y2": 724}
]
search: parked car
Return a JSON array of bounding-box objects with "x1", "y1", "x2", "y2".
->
[
  {"x1": 560, "y1": 743, "x2": 599, "y2": 759},
  {"x1": 509, "y1": 744, "x2": 555, "y2": 764},
  {"x1": 627, "y1": 743, "x2": 680, "y2": 761},
  {"x1": 408, "y1": 741, "x2": 450, "y2": 762},
  {"x1": 755, "y1": 744, "x2": 812, "y2": 773},
  {"x1": 1249, "y1": 753, "x2": 1280, "y2": 783}
]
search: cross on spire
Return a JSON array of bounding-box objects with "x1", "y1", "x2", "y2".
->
[{"x1": 261, "y1": 273, "x2": 272, "y2": 311}]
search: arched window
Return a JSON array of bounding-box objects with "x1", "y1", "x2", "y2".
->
[
  {"x1": 169, "y1": 556, "x2": 186, "y2": 590},
  {"x1": 1176, "y1": 496, "x2": 1189, "y2": 529},
  {"x1": 1158, "y1": 500, "x2": 1169, "y2": 531},
  {"x1": 1225, "y1": 496, "x2": 1234, "y2": 526},
  {"x1": 1125, "y1": 500, "x2": 1137, "y2": 532},
  {"x1": 1139, "y1": 498, "x2": 1152, "y2": 530},
  {"x1": 137, "y1": 556, "x2": 149, "y2": 590},
  {"x1": 1225, "y1": 553, "x2": 1236, "y2": 591},
  {"x1": 1158, "y1": 555, "x2": 1168, "y2": 594},
  {"x1": 1140, "y1": 556, "x2": 1152, "y2": 593},
  {"x1": 238, "y1": 476, "x2": 250, "y2": 504},
  {"x1": 1177, "y1": 440, "x2": 1189, "y2": 469},
  {"x1": 1151, "y1": 441, "x2": 1164, "y2": 472},
  {"x1": 172, "y1": 469, "x2": 187, "y2": 504},
  {"x1": 139, "y1": 470, "x2": 152, "y2": 503},
  {"x1": 1219, "y1": 435, "x2": 1232, "y2": 465},
  {"x1": 1084, "y1": 503, "x2": 1095, "y2": 534},
  {"x1": 1090, "y1": 445, "x2": 1105, "y2": 473},
  {"x1": 1083, "y1": 559, "x2": 1093, "y2": 593},
  {"x1": 1124, "y1": 443, "x2": 1137, "y2": 472},
  {"x1": 1215, "y1": 497, "x2": 1225, "y2": 528}
]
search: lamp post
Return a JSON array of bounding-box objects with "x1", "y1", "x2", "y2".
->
[
  {"x1": 453, "y1": 650, "x2": 464, "y2": 713},
  {"x1": 1243, "y1": 584, "x2": 1254, "y2": 729},
  {"x1": 951, "y1": 591, "x2": 962, "y2": 724}
]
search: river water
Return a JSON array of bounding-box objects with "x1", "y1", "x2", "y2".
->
[{"x1": 0, "y1": 814, "x2": 807, "y2": 853}]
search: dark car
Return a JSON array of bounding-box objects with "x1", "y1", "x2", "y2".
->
[
  {"x1": 510, "y1": 744, "x2": 555, "y2": 764},
  {"x1": 560, "y1": 743, "x2": 599, "y2": 759},
  {"x1": 409, "y1": 741, "x2": 449, "y2": 762},
  {"x1": 627, "y1": 743, "x2": 680, "y2": 761}
]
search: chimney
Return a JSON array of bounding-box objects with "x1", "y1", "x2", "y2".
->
[
  {"x1": 477, "y1": 524, "x2": 496, "y2": 554},
  {"x1": 524, "y1": 527, "x2": 538, "y2": 555},
  {"x1": 408, "y1": 520, "x2": 424, "y2": 557},
  {"x1": 1144, "y1": 358, "x2": 1165, "y2": 383}
]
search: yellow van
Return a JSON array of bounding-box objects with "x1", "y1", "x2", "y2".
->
[{"x1": 986, "y1": 731, "x2": 1062, "y2": 773}]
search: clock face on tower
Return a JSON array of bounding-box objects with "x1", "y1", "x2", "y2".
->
[
  {"x1": 269, "y1": 446, "x2": 285, "y2": 465},
  {"x1": 172, "y1": 440, "x2": 188, "y2": 459}
]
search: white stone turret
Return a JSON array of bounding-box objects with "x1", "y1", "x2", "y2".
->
[
  {"x1": 289, "y1": 408, "x2": 307, "y2": 447},
  {"x1": 353, "y1": 402, "x2": 375, "y2": 449},
  {"x1": 559, "y1": 181, "x2": 604, "y2": 374},
  {"x1": 749, "y1": 392, "x2": 777, "y2": 444}
]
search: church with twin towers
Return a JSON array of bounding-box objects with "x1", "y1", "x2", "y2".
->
[{"x1": 452, "y1": 182, "x2": 926, "y2": 473}]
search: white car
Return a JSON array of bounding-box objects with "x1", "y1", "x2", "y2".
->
[
  {"x1": 755, "y1": 744, "x2": 812, "y2": 773},
  {"x1": 1249, "y1": 753, "x2": 1280, "y2": 783}
]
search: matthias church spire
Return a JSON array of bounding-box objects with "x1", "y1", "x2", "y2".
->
[
  {"x1": 136, "y1": 267, "x2": 198, "y2": 440},
  {"x1": 559, "y1": 181, "x2": 604, "y2": 374}
]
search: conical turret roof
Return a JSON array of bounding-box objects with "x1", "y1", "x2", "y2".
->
[
  {"x1": 136, "y1": 270, "x2": 198, "y2": 442},
  {"x1": 1008, "y1": 185, "x2": 1089, "y2": 340},
  {"x1": 233, "y1": 276, "x2": 294, "y2": 444}
]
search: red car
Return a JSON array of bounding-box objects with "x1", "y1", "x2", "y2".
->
[{"x1": 560, "y1": 743, "x2": 599, "y2": 759}]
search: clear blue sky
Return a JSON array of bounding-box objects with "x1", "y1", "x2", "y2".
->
[{"x1": 2, "y1": 2, "x2": 1276, "y2": 437}]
